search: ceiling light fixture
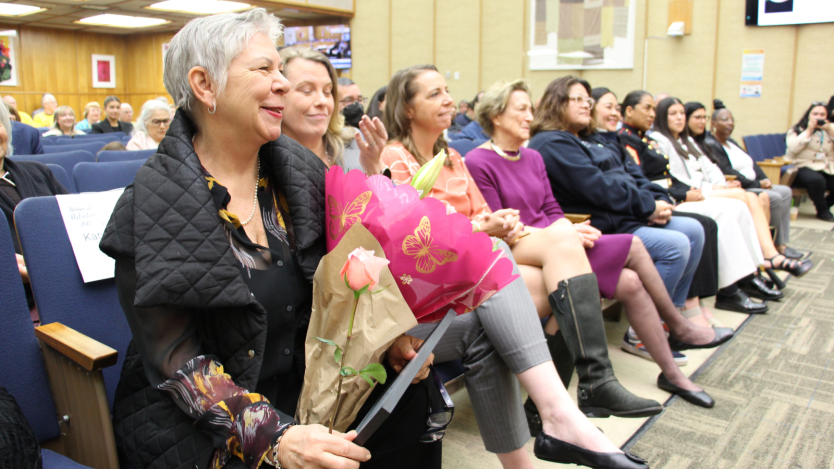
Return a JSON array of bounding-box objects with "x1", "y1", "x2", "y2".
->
[
  {"x1": 0, "y1": 3, "x2": 47, "y2": 17},
  {"x1": 76, "y1": 14, "x2": 169, "y2": 28},
  {"x1": 147, "y1": 0, "x2": 252, "y2": 15}
]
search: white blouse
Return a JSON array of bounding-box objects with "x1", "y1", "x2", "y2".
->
[
  {"x1": 652, "y1": 133, "x2": 727, "y2": 194},
  {"x1": 723, "y1": 141, "x2": 757, "y2": 180}
]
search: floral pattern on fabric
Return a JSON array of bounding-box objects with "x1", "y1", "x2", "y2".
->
[
  {"x1": 201, "y1": 164, "x2": 294, "y2": 276},
  {"x1": 159, "y1": 356, "x2": 293, "y2": 469}
]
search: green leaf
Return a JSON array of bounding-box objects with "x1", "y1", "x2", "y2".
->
[
  {"x1": 358, "y1": 284, "x2": 370, "y2": 295},
  {"x1": 341, "y1": 366, "x2": 358, "y2": 377},
  {"x1": 316, "y1": 337, "x2": 338, "y2": 348},
  {"x1": 359, "y1": 363, "x2": 387, "y2": 384},
  {"x1": 334, "y1": 348, "x2": 342, "y2": 363},
  {"x1": 370, "y1": 284, "x2": 390, "y2": 295},
  {"x1": 359, "y1": 373, "x2": 375, "y2": 386}
]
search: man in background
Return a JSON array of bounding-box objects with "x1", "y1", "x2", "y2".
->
[
  {"x1": 338, "y1": 77, "x2": 365, "y2": 129},
  {"x1": 2, "y1": 96, "x2": 34, "y2": 126},
  {"x1": 119, "y1": 102, "x2": 134, "y2": 124},
  {"x1": 32, "y1": 94, "x2": 58, "y2": 128}
]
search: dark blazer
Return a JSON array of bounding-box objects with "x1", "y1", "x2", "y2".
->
[
  {"x1": 618, "y1": 123, "x2": 690, "y2": 203},
  {"x1": 11, "y1": 121, "x2": 44, "y2": 155},
  {"x1": 99, "y1": 111, "x2": 327, "y2": 468},
  {"x1": 90, "y1": 120, "x2": 133, "y2": 134},
  {"x1": 704, "y1": 133, "x2": 767, "y2": 189},
  {"x1": 528, "y1": 129, "x2": 671, "y2": 235}
]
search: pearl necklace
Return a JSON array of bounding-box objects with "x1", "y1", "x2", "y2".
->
[
  {"x1": 241, "y1": 156, "x2": 260, "y2": 226},
  {"x1": 490, "y1": 140, "x2": 521, "y2": 161}
]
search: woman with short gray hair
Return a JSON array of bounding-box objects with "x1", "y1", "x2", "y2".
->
[
  {"x1": 101, "y1": 8, "x2": 438, "y2": 469},
  {"x1": 126, "y1": 99, "x2": 171, "y2": 150}
]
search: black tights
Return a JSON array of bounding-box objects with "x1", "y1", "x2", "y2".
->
[{"x1": 793, "y1": 167, "x2": 834, "y2": 214}]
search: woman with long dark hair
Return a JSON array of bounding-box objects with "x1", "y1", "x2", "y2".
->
[{"x1": 786, "y1": 101, "x2": 834, "y2": 221}]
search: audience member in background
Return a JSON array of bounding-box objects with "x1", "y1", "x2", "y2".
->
[
  {"x1": 381, "y1": 65, "x2": 656, "y2": 469},
  {"x1": 2, "y1": 96, "x2": 34, "y2": 126},
  {"x1": 119, "y1": 102, "x2": 134, "y2": 123},
  {"x1": 100, "y1": 10, "x2": 439, "y2": 469},
  {"x1": 529, "y1": 77, "x2": 710, "y2": 338},
  {"x1": 366, "y1": 85, "x2": 386, "y2": 120},
  {"x1": 699, "y1": 100, "x2": 800, "y2": 259},
  {"x1": 91, "y1": 96, "x2": 133, "y2": 134},
  {"x1": 98, "y1": 141, "x2": 126, "y2": 153},
  {"x1": 169, "y1": 104, "x2": 177, "y2": 118},
  {"x1": 455, "y1": 91, "x2": 489, "y2": 141},
  {"x1": 451, "y1": 99, "x2": 472, "y2": 131},
  {"x1": 32, "y1": 94, "x2": 58, "y2": 128},
  {"x1": 786, "y1": 101, "x2": 834, "y2": 221},
  {"x1": 652, "y1": 97, "x2": 811, "y2": 280},
  {"x1": 621, "y1": 92, "x2": 777, "y2": 321},
  {"x1": 75, "y1": 102, "x2": 101, "y2": 132},
  {"x1": 337, "y1": 77, "x2": 365, "y2": 129},
  {"x1": 279, "y1": 47, "x2": 387, "y2": 175},
  {"x1": 126, "y1": 99, "x2": 171, "y2": 150},
  {"x1": 466, "y1": 79, "x2": 728, "y2": 412},
  {"x1": 42, "y1": 106, "x2": 85, "y2": 137},
  {"x1": 0, "y1": 100, "x2": 67, "y2": 320},
  {"x1": 7, "y1": 105, "x2": 43, "y2": 156}
]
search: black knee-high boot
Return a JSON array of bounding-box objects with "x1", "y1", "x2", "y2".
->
[{"x1": 550, "y1": 273, "x2": 662, "y2": 418}]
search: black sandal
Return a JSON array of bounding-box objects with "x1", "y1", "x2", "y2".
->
[{"x1": 766, "y1": 254, "x2": 813, "y2": 278}]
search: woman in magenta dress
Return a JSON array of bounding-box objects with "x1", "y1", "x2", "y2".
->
[{"x1": 466, "y1": 80, "x2": 723, "y2": 412}]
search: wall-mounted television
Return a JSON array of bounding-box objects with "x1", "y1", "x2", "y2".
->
[
  {"x1": 746, "y1": 0, "x2": 834, "y2": 26},
  {"x1": 282, "y1": 25, "x2": 351, "y2": 69}
]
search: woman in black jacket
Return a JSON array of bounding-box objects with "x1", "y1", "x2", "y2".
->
[{"x1": 100, "y1": 10, "x2": 437, "y2": 469}]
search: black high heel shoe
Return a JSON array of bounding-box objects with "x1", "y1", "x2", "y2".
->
[
  {"x1": 534, "y1": 431, "x2": 649, "y2": 469},
  {"x1": 763, "y1": 267, "x2": 787, "y2": 290},
  {"x1": 767, "y1": 254, "x2": 813, "y2": 278}
]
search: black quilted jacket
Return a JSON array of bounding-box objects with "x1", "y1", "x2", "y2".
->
[{"x1": 100, "y1": 111, "x2": 327, "y2": 469}]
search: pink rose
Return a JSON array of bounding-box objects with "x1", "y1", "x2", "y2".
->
[{"x1": 339, "y1": 247, "x2": 390, "y2": 291}]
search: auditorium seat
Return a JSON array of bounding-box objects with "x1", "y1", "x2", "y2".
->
[
  {"x1": 56, "y1": 133, "x2": 124, "y2": 145},
  {"x1": 449, "y1": 138, "x2": 485, "y2": 158},
  {"x1": 11, "y1": 150, "x2": 95, "y2": 180},
  {"x1": 742, "y1": 133, "x2": 787, "y2": 162},
  {"x1": 43, "y1": 141, "x2": 107, "y2": 155},
  {"x1": 14, "y1": 196, "x2": 131, "y2": 412},
  {"x1": 45, "y1": 163, "x2": 75, "y2": 193},
  {"x1": 0, "y1": 211, "x2": 94, "y2": 468},
  {"x1": 97, "y1": 148, "x2": 155, "y2": 162},
  {"x1": 73, "y1": 159, "x2": 144, "y2": 192}
]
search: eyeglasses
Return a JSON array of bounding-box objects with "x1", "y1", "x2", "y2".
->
[
  {"x1": 691, "y1": 115, "x2": 710, "y2": 122},
  {"x1": 340, "y1": 96, "x2": 367, "y2": 106},
  {"x1": 150, "y1": 118, "x2": 171, "y2": 127},
  {"x1": 419, "y1": 365, "x2": 455, "y2": 443},
  {"x1": 568, "y1": 95, "x2": 595, "y2": 107}
]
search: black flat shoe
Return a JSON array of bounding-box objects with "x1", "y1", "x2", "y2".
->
[
  {"x1": 738, "y1": 276, "x2": 783, "y2": 301},
  {"x1": 714, "y1": 290, "x2": 768, "y2": 314},
  {"x1": 534, "y1": 431, "x2": 649, "y2": 469},
  {"x1": 657, "y1": 373, "x2": 714, "y2": 408},
  {"x1": 816, "y1": 211, "x2": 834, "y2": 222},
  {"x1": 668, "y1": 327, "x2": 734, "y2": 351}
]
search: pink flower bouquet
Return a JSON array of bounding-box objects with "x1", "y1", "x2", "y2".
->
[{"x1": 326, "y1": 167, "x2": 517, "y2": 323}]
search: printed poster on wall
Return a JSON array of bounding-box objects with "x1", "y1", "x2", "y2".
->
[
  {"x1": 740, "y1": 49, "x2": 764, "y2": 98},
  {"x1": 0, "y1": 34, "x2": 19, "y2": 86}
]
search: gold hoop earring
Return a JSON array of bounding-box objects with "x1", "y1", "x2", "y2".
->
[{"x1": 208, "y1": 102, "x2": 217, "y2": 115}]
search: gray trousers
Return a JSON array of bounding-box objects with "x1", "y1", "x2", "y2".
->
[
  {"x1": 749, "y1": 184, "x2": 792, "y2": 246},
  {"x1": 409, "y1": 243, "x2": 550, "y2": 454}
]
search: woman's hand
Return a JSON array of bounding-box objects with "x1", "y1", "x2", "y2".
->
[
  {"x1": 355, "y1": 116, "x2": 389, "y2": 175},
  {"x1": 727, "y1": 180, "x2": 742, "y2": 188},
  {"x1": 277, "y1": 425, "x2": 371, "y2": 469},
  {"x1": 572, "y1": 221, "x2": 601, "y2": 249},
  {"x1": 481, "y1": 209, "x2": 521, "y2": 238},
  {"x1": 685, "y1": 188, "x2": 704, "y2": 203},
  {"x1": 760, "y1": 178, "x2": 773, "y2": 189},
  {"x1": 16, "y1": 254, "x2": 29, "y2": 283},
  {"x1": 649, "y1": 200, "x2": 674, "y2": 225},
  {"x1": 387, "y1": 335, "x2": 434, "y2": 383}
]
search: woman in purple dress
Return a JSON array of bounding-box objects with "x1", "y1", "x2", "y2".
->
[{"x1": 467, "y1": 80, "x2": 727, "y2": 413}]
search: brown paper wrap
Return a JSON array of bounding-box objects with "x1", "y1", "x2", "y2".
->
[{"x1": 296, "y1": 224, "x2": 418, "y2": 432}]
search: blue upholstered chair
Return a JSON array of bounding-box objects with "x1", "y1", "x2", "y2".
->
[
  {"x1": 448, "y1": 138, "x2": 485, "y2": 158},
  {"x1": 11, "y1": 150, "x2": 95, "y2": 180},
  {"x1": 45, "y1": 163, "x2": 75, "y2": 193},
  {"x1": 43, "y1": 141, "x2": 107, "y2": 155},
  {"x1": 0, "y1": 211, "x2": 93, "y2": 468},
  {"x1": 73, "y1": 159, "x2": 144, "y2": 193},
  {"x1": 97, "y1": 148, "x2": 155, "y2": 163},
  {"x1": 56, "y1": 133, "x2": 124, "y2": 145}
]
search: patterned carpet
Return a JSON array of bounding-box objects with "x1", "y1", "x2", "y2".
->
[{"x1": 627, "y1": 227, "x2": 834, "y2": 469}]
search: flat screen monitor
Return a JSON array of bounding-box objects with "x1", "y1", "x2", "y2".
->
[
  {"x1": 746, "y1": 0, "x2": 834, "y2": 26},
  {"x1": 282, "y1": 25, "x2": 351, "y2": 69}
]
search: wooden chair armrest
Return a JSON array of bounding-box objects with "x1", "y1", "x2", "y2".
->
[
  {"x1": 35, "y1": 322, "x2": 118, "y2": 372},
  {"x1": 756, "y1": 161, "x2": 785, "y2": 167},
  {"x1": 725, "y1": 174, "x2": 737, "y2": 181},
  {"x1": 565, "y1": 213, "x2": 591, "y2": 224}
]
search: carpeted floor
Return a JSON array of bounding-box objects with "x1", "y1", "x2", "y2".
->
[{"x1": 627, "y1": 227, "x2": 834, "y2": 469}]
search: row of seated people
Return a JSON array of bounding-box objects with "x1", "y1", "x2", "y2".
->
[
  {"x1": 1, "y1": 95, "x2": 174, "y2": 154},
  {"x1": 0, "y1": 8, "x2": 819, "y2": 469}
]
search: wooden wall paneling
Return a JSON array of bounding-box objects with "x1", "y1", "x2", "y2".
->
[
  {"x1": 74, "y1": 31, "x2": 127, "y2": 95},
  {"x1": 349, "y1": 0, "x2": 390, "y2": 95},
  {"x1": 435, "y1": 0, "x2": 480, "y2": 104},
  {"x1": 389, "y1": 0, "x2": 434, "y2": 74},
  {"x1": 124, "y1": 34, "x2": 157, "y2": 96}
]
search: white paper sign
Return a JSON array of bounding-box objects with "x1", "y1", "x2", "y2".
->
[{"x1": 56, "y1": 189, "x2": 123, "y2": 283}]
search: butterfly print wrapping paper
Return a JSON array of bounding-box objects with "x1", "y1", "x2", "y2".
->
[{"x1": 326, "y1": 167, "x2": 518, "y2": 323}]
